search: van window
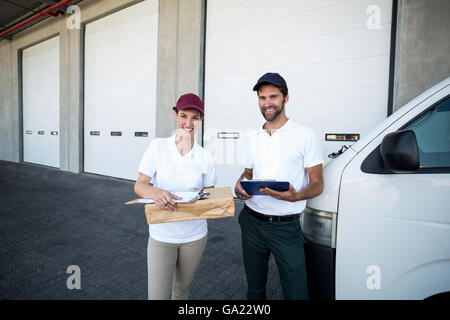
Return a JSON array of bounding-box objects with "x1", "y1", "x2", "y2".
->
[{"x1": 404, "y1": 97, "x2": 450, "y2": 168}]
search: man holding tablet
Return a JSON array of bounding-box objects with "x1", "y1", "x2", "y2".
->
[{"x1": 234, "y1": 73, "x2": 324, "y2": 300}]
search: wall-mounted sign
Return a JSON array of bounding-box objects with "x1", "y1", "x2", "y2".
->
[{"x1": 217, "y1": 132, "x2": 240, "y2": 139}]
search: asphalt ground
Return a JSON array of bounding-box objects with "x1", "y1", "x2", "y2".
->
[{"x1": 0, "y1": 160, "x2": 283, "y2": 300}]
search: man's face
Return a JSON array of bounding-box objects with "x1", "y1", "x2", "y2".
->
[{"x1": 257, "y1": 84, "x2": 288, "y2": 122}]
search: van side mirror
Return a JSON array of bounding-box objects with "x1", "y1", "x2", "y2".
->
[{"x1": 380, "y1": 130, "x2": 420, "y2": 173}]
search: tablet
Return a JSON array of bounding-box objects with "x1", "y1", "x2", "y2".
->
[{"x1": 240, "y1": 180, "x2": 290, "y2": 196}]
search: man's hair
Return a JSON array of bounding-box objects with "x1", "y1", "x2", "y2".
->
[
  {"x1": 257, "y1": 84, "x2": 289, "y2": 98},
  {"x1": 278, "y1": 86, "x2": 289, "y2": 98}
]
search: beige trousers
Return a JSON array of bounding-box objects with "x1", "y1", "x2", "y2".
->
[{"x1": 147, "y1": 235, "x2": 207, "y2": 300}]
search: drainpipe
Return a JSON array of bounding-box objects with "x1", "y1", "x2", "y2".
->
[{"x1": 0, "y1": 0, "x2": 73, "y2": 38}]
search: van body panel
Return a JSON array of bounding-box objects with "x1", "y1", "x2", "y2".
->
[
  {"x1": 335, "y1": 80, "x2": 450, "y2": 299},
  {"x1": 307, "y1": 147, "x2": 357, "y2": 213},
  {"x1": 304, "y1": 77, "x2": 450, "y2": 300},
  {"x1": 337, "y1": 157, "x2": 450, "y2": 299},
  {"x1": 389, "y1": 258, "x2": 450, "y2": 299}
]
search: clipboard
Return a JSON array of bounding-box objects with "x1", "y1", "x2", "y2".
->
[
  {"x1": 240, "y1": 180, "x2": 290, "y2": 195},
  {"x1": 125, "y1": 189, "x2": 210, "y2": 205}
]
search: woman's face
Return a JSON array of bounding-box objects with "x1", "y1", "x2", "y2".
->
[{"x1": 174, "y1": 108, "x2": 203, "y2": 138}]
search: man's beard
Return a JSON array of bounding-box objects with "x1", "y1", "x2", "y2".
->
[{"x1": 262, "y1": 99, "x2": 285, "y2": 121}]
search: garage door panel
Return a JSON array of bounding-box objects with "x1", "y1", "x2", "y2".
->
[
  {"x1": 205, "y1": 58, "x2": 389, "y2": 102},
  {"x1": 205, "y1": 55, "x2": 391, "y2": 91},
  {"x1": 84, "y1": 129, "x2": 151, "y2": 179},
  {"x1": 207, "y1": 26, "x2": 391, "y2": 78},
  {"x1": 205, "y1": 87, "x2": 389, "y2": 124},
  {"x1": 207, "y1": 0, "x2": 392, "y2": 55},
  {"x1": 285, "y1": 56, "x2": 390, "y2": 90},
  {"x1": 84, "y1": 0, "x2": 158, "y2": 181},
  {"x1": 85, "y1": 87, "x2": 155, "y2": 126},
  {"x1": 207, "y1": 0, "x2": 351, "y2": 34},
  {"x1": 205, "y1": 0, "x2": 392, "y2": 187},
  {"x1": 303, "y1": 115, "x2": 388, "y2": 156},
  {"x1": 86, "y1": 2, "x2": 157, "y2": 33},
  {"x1": 295, "y1": 87, "x2": 389, "y2": 118},
  {"x1": 85, "y1": 20, "x2": 158, "y2": 53},
  {"x1": 207, "y1": 0, "x2": 253, "y2": 13},
  {"x1": 205, "y1": 73, "x2": 258, "y2": 98},
  {"x1": 22, "y1": 36, "x2": 60, "y2": 168}
]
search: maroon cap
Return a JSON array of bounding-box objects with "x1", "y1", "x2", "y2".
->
[{"x1": 173, "y1": 93, "x2": 204, "y2": 115}]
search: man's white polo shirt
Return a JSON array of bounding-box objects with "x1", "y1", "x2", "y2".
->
[
  {"x1": 138, "y1": 135, "x2": 216, "y2": 243},
  {"x1": 244, "y1": 119, "x2": 323, "y2": 216}
]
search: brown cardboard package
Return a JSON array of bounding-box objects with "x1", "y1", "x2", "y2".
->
[{"x1": 144, "y1": 187, "x2": 235, "y2": 224}]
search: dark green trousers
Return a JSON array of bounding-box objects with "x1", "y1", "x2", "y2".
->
[{"x1": 238, "y1": 205, "x2": 308, "y2": 300}]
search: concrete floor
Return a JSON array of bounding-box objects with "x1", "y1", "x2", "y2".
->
[{"x1": 0, "y1": 160, "x2": 283, "y2": 300}]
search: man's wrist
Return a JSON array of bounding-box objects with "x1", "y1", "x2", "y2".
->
[{"x1": 239, "y1": 173, "x2": 250, "y2": 182}]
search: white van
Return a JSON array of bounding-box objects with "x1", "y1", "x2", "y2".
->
[{"x1": 301, "y1": 77, "x2": 450, "y2": 300}]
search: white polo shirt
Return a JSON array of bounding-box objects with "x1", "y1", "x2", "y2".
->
[
  {"x1": 138, "y1": 135, "x2": 216, "y2": 243},
  {"x1": 244, "y1": 119, "x2": 323, "y2": 216}
]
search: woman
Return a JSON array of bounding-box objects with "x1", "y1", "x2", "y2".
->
[{"x1": 134, "y1": 93, "x2": 216, "y2": 300}]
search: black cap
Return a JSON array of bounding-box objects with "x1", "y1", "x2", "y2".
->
[{"x1": 253, "y1": 72, "x2": 288, "y2": 92}]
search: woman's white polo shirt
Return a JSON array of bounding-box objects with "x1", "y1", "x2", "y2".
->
[{"x1": 138, "y1": 135, "x2": 216, "y2": 243}]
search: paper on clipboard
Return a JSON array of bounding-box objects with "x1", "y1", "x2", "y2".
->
[{"x1": 125, "y1": 191, "x2": 200, "y2": 205}]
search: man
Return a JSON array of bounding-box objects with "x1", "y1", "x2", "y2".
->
[{"x1": 235, "y1": 73, "x2": 324, "y2": 300}]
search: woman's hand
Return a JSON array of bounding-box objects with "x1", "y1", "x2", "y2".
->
[
  {"x1": 153, "y1": 188, "x2": 182, "y2": 211},
  {"x1": 134, "y1": 174, "x2": 182, "y2": 211}
]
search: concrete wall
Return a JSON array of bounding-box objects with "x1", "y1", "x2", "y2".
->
[
  {"x1": 156, "y1": 0, "x2": 205, "y2": 139},
  {"x1": 0, "y1": 40, "x2": 14, "y2": 162},
  {"x1": 0, "y1": 0, "x2": 205, "y2": 173},
  {"x1": 394, "y1": 0, "x2": 450, "y2": 110}
]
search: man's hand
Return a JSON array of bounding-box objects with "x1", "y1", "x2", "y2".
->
[
  {"x1": 259, "y1": 164, "x2": 324, "y2": 202},
  {"x1": 234, "y1": 181, "x2": 252, "y2": 200},
  {"x1": 260, "y1": 184, "x2": 298, "y2": 202},
  {"x1": 234, "y1": 168, "x2": 253, "y2": 200}
]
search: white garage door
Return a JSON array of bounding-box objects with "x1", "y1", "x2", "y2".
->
[
  {"x1": 204, "y1": 0, "x2": 393, "y2": 187},
  {"x1": 22, "y1": 36, "x2": 60, "y2": 168},
  {"x1": 84, "y1": 0, "x2": 158, "y2": 180}
]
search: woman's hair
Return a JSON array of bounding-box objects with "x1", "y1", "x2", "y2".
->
[{"x1": 174, "y1": 108, "x2": 203, "y2": 118}]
